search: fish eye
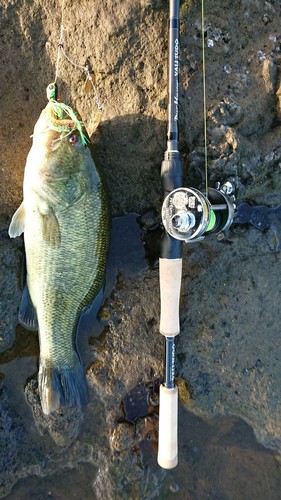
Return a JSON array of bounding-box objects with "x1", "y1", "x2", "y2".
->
[{"x1": 68, "y1": 133, "x2": 78, "y2": 145}]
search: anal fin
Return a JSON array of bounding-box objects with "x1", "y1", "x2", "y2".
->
[
  {"x1": 77, "y1": 287, "x2": 105, "y2": 336},
  {"x1": 19, "y1": 285, "x2": 38, "y2": 331}
]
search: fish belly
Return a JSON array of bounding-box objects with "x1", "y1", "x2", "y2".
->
[{"x1": 24, "y1": 188, "x2": 109, "y2": 414}]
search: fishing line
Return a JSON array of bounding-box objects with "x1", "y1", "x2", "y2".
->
[
  {"x1": 54, "y1": 0, "x2": 65, "y2": 84},
  {"x1": 54, "y1": 0, "x2": 103, "y2": 112},
  {"x1": 201, "y1": 0, "x2": 208, "y2": 197}
]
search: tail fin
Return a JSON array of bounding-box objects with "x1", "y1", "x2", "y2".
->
[{"x1": 38, "y1": 355, "x2": 88, "y2": 415}]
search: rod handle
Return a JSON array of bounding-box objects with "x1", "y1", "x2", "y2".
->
[
  {"x1": 159, "y1": 258, "x2": 182, "y2": 336},
  {"x1": 157, "y1": 384, "x2": 178, "y2": 469}
]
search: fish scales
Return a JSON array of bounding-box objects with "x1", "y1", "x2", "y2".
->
[
  {"x1": 26, "y1": 188, "x2": 106, "y2": 364},
  {"x1": 9, "y1": 100, "x2": 110, "y2": 414}
]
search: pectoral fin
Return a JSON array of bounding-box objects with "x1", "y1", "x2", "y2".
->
[
  {"x1": 8, "y1": 202, "x2": 25, "y2": 238},
  {"x1": 42, "y1": 209, "x2": 61, "y2": 247}
]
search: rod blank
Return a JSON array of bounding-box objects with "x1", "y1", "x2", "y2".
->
[
  {"x1": 164, "y1": 336, "x2": 176, "y2": 389},
  {"x1": 167, "y1": 0, "x2": 180, "y2": 150}
]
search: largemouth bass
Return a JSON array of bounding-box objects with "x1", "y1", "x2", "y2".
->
[{"x1": 9, "y1": 96, "x2": 110, "y2": 415}]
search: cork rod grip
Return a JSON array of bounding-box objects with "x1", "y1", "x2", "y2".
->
[
  {"x1": 159, "y1": 258, "x2": 182, "y2": 336},
  {"x1": 157, "y1": 384, "x2": 178, "y2": 469}
]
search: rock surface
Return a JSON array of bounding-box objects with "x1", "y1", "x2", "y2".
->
[{"x1": 1, "y1": 0, "x2": 281, "y2": 498}]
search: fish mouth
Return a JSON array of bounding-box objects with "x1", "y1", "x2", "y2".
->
[
  {"x1": 32, "y1": 101, "x2": 88, "y2": 150},
  {"x1": 33, "y1": 126, "x2": 61, "y2": 151},
  {"x1": 32, "y1": 107, "x2": 75, "y2": 150},
  {"x1": 48, "y1": 106, "x2": 76, "y2": 137},
  {"x1": 46, "y1": 101, "x2": 88, "y2": 146}
]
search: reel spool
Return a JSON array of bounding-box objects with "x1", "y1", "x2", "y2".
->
[{"x1": 161, "y1": 186, "x2": 234, "y2": 243}]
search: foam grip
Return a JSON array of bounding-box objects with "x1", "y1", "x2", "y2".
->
[
  {"x1": 157, "y1": 384, "x2": 178, "y2": 469},
  {"x1": 159, "y1": 258, "x2": 182, "y2": 336}
]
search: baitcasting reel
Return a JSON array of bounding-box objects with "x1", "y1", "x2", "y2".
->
[{"x1": 161, "y1": 183, "x2": 235, "y2": 242}]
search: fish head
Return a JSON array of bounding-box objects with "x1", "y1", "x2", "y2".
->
[
  {"x1": 30, "y1": 102, "x2": 91, "y2": 178},
  {"x1": 32, "y1": 106, "x2": 59, "y2": 149}
]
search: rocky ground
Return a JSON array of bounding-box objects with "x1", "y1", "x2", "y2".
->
[{"x1": 1, "y1": 0, "x2": 281, "y2": 498}]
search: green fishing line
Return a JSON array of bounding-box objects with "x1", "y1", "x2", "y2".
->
[{"x1": 205, "y1": 209, "x2": 216, "y2": 232}]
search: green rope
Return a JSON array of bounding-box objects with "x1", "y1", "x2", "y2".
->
[{"x1": 46, "y1": 83, "x2": 89, "y2": 146}]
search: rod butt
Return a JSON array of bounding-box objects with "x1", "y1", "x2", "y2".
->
[{"x1": 157, "y1": 384, "x2": 178, "y2": 469}]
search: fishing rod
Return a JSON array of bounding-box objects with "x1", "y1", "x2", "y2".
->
[
  {"x1": 157, "y1": 0, "x2": 235, "y2": 469},
  {"x1": 157, "y1": 0, "x2": 183, "y2": 470}
]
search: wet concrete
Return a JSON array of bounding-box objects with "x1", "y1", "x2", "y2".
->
[{"x1": 0, "y1": 215, "x2": 281, "y2": 498}]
